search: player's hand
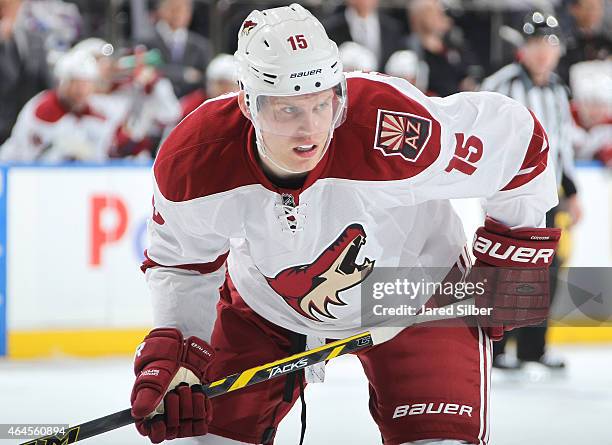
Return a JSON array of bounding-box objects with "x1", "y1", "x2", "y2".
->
[
  {"x1": 469, "y1": 217, "x2": 561, "y2": 341},
  {"x1": 131, "y1": 328, "x2": 215, "y2": 443}
]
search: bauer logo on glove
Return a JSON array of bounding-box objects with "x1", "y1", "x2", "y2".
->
[{"x1": 468, "y1": 217, "x2": 561, "y2": 340}]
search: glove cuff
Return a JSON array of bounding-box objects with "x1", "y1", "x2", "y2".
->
[
  {"x1": 483, "y1": 217, "x2": 561, "y2": 241},
  {"x1": 473, "y1": 218, "x2": 560, "y2": 268},
  {"x1": 181, "y1": 336, "x2": 215, "y2": 381}
]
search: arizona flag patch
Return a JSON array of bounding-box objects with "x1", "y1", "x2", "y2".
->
[{"x1": 374, "y1": 109, "x2": 432, "y2": 162}]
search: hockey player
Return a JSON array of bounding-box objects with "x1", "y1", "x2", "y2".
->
[
  {"x1": 385, "y1": 49, "x2": 429, "y2": 94},
  {"x1": 130, "y1": 4, "x2": 560, "y2": 445},
  {"x1": 338, "y1": 41, "x2": 378, "y2": 72},
  {"x1": 77, "y1": 39, "x2": 182, "y2": 159},
  {"x1": 570, "y1": 60, "x2": 612, "y2": 166},
  {"x1": 0, "y1": 49, "x2": 113, "y2": 162},
  {"x1": 180, "y1": 53, "x2": 239, "y2": 120}
]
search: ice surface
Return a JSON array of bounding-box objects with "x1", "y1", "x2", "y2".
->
[{"x1": 1, "y1": 345, "x2": 611, "y2": 444}]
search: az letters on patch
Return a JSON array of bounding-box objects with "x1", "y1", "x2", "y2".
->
[{"x1": 374, "y1": 109, "x2": 432, "y2": 162}]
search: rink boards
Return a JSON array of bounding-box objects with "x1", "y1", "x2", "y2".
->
[
  {"x1": 0, "y1": 162, "x2": 610, "y2": 357},
  {"x1": 0, "y1": 162, "x2": 154, "y2": 358}
]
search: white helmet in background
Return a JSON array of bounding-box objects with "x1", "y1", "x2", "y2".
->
[
  {"x1": 206, "y1": 53, "x2": 238, "y2": 83},
  {"x1": 385, "y1": 50, "x2": 429, "y2": 91},
  {"x1": 338, "y1": 41, "x2": 377, "y2": 72},
  {"x1": 72, "y1": 38, "x2": 115, "y2": 58},
  {"x1": 206, "y1": 53, "x2": 239, "y2": 97},
  {"x1": 385, "y1": 50, "x2": 418, "y2": 79},
  {"x1": 235, "y1": 3, "x2": 347, "y2": 174},
  {"x1": 570, "y1": 60, "x2": 611, "y2": 105},
  {"x1": 570, "y1": 60, "x2": 611, "y2": 129},
  {"x1": 54, "y1": 49, "x2": 100, "y2": 82}
]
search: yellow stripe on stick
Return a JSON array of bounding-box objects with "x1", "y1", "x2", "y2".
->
[
  {"x1": 226, "y1": 332, "x2": 370, "y2": 392},
  {"x1": 228, "y1": 367, "x2": 264, "y2": 391},
  {"x1": 325, "y1": 345, "x2": 346, "y2": 361},
  {"x1": 208, "y1": 378, "x2": 227, "y2": 388},
  {"x1": 255, "y1": 332, "x2": 368, "y2": 369}
]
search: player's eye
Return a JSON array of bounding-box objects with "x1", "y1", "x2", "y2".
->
[
  {"x1": 314, "y1": 100, "x2": 331, "y2": 112},
  {"x1": 281, "y1": 106, "x2": 300, "y2": 115}
]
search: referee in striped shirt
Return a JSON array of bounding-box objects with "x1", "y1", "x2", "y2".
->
[{"x1": 481, "y1": 11, "x2": 582, "y2": 371}]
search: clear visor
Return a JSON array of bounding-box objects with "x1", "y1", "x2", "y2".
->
[{"x1": 251, "y1": 81, "x2": 347, "y2": 139}]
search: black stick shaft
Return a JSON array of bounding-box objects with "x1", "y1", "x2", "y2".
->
[{"x1": 21, "y1": 332, "x2": 373, "y2": 445}]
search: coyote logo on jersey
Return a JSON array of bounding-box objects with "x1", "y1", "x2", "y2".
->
[
  {"x1": 374, "y1": 109, "x2": 432, "y2": 162},
  {"x1": 265, "y1": 224, "x2": 375, "y2": 322}
]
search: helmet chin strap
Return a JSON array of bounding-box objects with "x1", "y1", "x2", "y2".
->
[{"x1": 254, "y1": 128, "x2": 334, "y2": 177}]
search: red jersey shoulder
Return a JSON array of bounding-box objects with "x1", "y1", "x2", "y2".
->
[
  {"x1": 34, "y1": 90, "x2": 69, "y2": 123},
  {"x1": 180, "y1": 89, "x2": 208, "y2": 120},
  {"x1": 154, "y1": 94, "x2": 258, "y2": 202},
  {"x1": 327, "y1": 75, "x2": 442, "y2": 181}
]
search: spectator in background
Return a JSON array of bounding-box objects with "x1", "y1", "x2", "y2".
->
[
  {"x1": 570, "y1": 60, "x2": 612, "y2": 166},
  {"x1": 0, "y1": 49, "x2": 113, "y2": 162},
  {"x1": 558, "y1": 0, "x2": 611, "y2": 85},
  {"x1": 21, "y1": 0, "x2": 82, "y2": 56},
  {"x1": 481, "y1": 12, "x2": 582, "y2": 372},
  {"x1": 180, "y1": 53, "x2": 238, "y2": 119},
  {"x1": 406, "y1": 0, "x2": 479, "y2": 96},
  {"x1": 141, "y1": 0, "x2": 213, "y2": 98},
  {"x1": 384, "y1": 49, "x2": 429, "y2": 93},
  {"x1": 338, "y1": 41, "x2": 377, "y2": 72},
  {"x1": 323, "y1": 0, "x2": 403, "y2": 71},
  {"x1": 0, "y1": 0, "x2": 51, "y2": 144}
]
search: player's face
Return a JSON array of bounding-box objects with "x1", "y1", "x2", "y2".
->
[
  {"x1": 60, "y1": 78, "x2": 96, "y2": 111},
  {"x1": 208, "y1": 79, "x2": 239, "y2": 98},
  {"x1": 577, "y1": 99, "x2": 608, "y2": 128},
  {"x1": 257, "y1": 89, "x2": 337, "y2": 175},
  {"x1": 95, "y1": 57, "x2": 115, "y2": 93}
]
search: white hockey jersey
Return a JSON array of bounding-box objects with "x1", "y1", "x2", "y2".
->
[
  {"x1": 89, "y1": 77, "x2": 182, "y2": 143},
  {"x1": 0, "y1": 90, "x2": 116, "y2": 162},
  {"x1": 142, "y1": 72, "x2": 558, "y2": 342}
]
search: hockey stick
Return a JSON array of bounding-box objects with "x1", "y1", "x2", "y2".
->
[{"x1": 22, "y1": 298, "x2": 473, "y2": 445}]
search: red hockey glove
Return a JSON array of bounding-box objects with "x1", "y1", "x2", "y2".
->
[
  {"x1": 470, "y1": 217, "x2": 561, "y2": 341},
  {"x1": 131, "y1": 328, "x2": 215, "y2": 443}
]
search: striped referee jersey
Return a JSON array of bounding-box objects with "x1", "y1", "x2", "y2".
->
[{"x1": 481, "y1": 63, "x2": 576, "y2": 192}]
